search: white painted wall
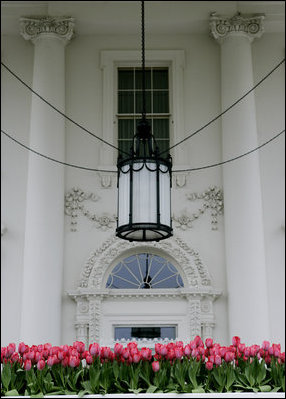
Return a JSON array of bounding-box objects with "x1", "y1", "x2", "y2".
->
[{"x1": 1, "y1": 20, "x2": 284, "y2": 350}]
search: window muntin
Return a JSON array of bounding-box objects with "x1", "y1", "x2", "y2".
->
[
  {"x1": 106, "y1": 253, "x2": 184, "y2": 289},
  {"x1": 117, "y1": 67, "x2": 170, "y2": 158},
  {"x1": 114, "y1": 325, "x2": 176, "y2": 340}
]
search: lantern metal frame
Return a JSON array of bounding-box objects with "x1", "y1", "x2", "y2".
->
[{"x1": 116, "y1": 1, "x2": 173, "y2": 242}]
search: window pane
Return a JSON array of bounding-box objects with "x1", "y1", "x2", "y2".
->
[
  {"x1": 118, "y1": 91, "x2": 134, "y2": 113},
  {"x1": 118, "y1": 70, "x2": 134, "y2": 89},
  {"x1": 106, "y1": 253, "x2": 184, "y2": 289},
  {"x1": 153, "y1": 91, "x2": 169, "y2": 113},
  {"x1": 135, "y1": 91, "x2": 151, "y2": 114},
  {"x1": 135, "y1": 69, "x2": 151, "y2": 89},
  {"x1": 153, "y1": 69, "x2": 168, "y2": 89},
  {"x1": 118, "y1": 119, "x2": 135, "y2": 139},
  {"x1": 153, "y1": 119, "x2": 169, "y2": 139},
  {"x1": 114, "y1": 326, "x2": 176, "y2": 340}
]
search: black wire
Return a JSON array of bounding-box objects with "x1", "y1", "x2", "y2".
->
[
  {"x1": 1, "y1": 129, "x2": 115, "y2": 173},
  {"x1": 159, "y1": 58, "x2": 285, "y2": 156},
  {"x1": 0, "y1": 62, "x2": 130, "y2": 157},
  {"x1": 1, "y1": 128, "x2": 284, "y2": 173},
  {"x1": 173, "y1": 129, "x2": 284, "y2": 172},
  {"x1": 1, "y1": 58, "x2": 284, "y2": 158}
]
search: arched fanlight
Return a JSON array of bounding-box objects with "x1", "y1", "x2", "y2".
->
[{"x1": 116, "y1": 1, "x2": 173, "y2": 242}]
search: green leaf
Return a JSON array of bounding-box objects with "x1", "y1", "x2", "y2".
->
[
  {"x1": 30, "y1": 394, "x2": 44, "y2": 398},
  {"x1": 1, "y1": 364, "x2": 12, "y2": 391},
  {"x1": 192, "y1": 387, "x2": 205, "y2": 393},
  {"x1": 146, "y1": 385, "x2": 158, "y2": 393},
  {"x1": 259, "y1": 385, "x2": 272, "y2": 392},
  {"x1": 4, "y1": 389, "x2": 19, "y2": 396},
  {"x1": 113, "y1": 361, "x2": 119, "y2": 380}
]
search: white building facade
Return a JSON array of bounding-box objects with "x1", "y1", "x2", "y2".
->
[{"x1": 1, "y1": 1, "x2": 285, "y2": 350}]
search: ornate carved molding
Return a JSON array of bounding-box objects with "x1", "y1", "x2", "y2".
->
[
  {"x1": 210, "y1": 12, "x2": 265, "y2": 43},
  {"x1": 20, "y1": 16, "x2": 75, "y2": 44},
  {"x1": 89, "y1": 298, "x2": 102, "y2": 344},
  {"x1": 77, "y1": 235, "x2": 213, "y2": 289},
  {"x1": 189, "y1": 299, "x2": 201, "y2": 338},
  {"x1": 65, "y1": 187, "x2": 116, "y2": 232},
  {"x1": 173, "y1": 186, "x2": 224, "y2": 231}
]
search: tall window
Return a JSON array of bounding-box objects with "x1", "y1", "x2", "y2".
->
[{"x1": 117, "y1": 67, "x2": 170, "y2": 158}]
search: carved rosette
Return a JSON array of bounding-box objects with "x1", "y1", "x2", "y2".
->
[
  {"x1": 210, "y1": 12, "x2": 265, "y2": 43},
  {"x1": 20, "y1": 16, "x2": 75, "y2": 44}
]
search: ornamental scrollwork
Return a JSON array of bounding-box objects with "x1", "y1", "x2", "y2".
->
[
  {"x1": 65, "y1": 187, "x2": 116, "y2": 232},
  {"x1": 20, "y1": 16, "x2": 75, "y2": 43},
  {"x1": 210, "y1": 12, "x2": 265, "y2": 43},
  {"x1": 174, "y1": 186, "x2": 223, "y2": 231}
]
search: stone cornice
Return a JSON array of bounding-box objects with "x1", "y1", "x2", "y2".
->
[
  {"x1": 67, "y1": 287, "x2": 222, "y2": 300},
  {"x1": 20, "y1": 16, "x2": 75, "y2": 44},
  {"x1": 210, "y1": 12, "x2": 265, "y2": 43}
]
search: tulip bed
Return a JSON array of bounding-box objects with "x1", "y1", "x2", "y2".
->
[{"x1": 1, "y1": 336, "x2": 285, "y2": 396}]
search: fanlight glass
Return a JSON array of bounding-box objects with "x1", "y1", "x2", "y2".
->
[{"x1": 106, "y1": 253, "x2": 184, "y2": 289}]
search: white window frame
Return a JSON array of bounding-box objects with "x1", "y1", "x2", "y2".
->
[{"x1": 99, "y1": 50, "x2": 185, "y2": 167}]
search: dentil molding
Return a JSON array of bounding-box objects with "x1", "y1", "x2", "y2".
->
[
  {"x1": 210, "y1": 12, "x2": 265, "y2": 43},
  {"x1": 20, "y1": 16, "x2": 75, "y2": 43},
  {"x1": 65, "y1": 187, "x2": 116, "y2": 232},
  {"x1": 173, "y1": 186, "x2": 223, "y2": 231}
]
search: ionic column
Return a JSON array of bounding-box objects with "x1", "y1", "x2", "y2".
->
[
  {"x1": 210, "y1": 13, "x2": 270, "y2": 344},
  {"x1": 19, "y1": 17, "x2": 74, "y2": 345}
]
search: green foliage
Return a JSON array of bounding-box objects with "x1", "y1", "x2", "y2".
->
[{"x1": 1, "y1": 356, "x2": 285, "y2": 395}]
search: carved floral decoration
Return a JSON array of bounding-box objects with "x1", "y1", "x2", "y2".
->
[
  {"x1": 173, "y1": 186, "x2": 223, "y2": 231},
  {"x1": 65, "y1": 188, "x2": 116, "y2": 232}
]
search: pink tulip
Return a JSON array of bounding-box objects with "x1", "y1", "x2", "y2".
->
[
  {"x1": 224, "y1": 351, "x2": 235, "y2": 362},
  {"x1": 24, "y1": 359, "x2": 32, "y2": 370},
  {"x1": 214, "y1": 355, "x2": 222, "y2": 366},
  {"x1": 37, "y1": 359, "x2": 45, "y2": 370},
  {"x1": 161, "y1": 346, "x2": 168, "y2": 356},
  {"x1": 175, "y1": 347, "x2": 183, "y2": 359},
  {"x1": 34, "y1": 351, "x2": 42, "y2": 362},
  {"x1": 205, "y1": 338, "x2": 213, "y2": 348},
  {"x1": 86, "y1": 354, "x2": 93, "y2": 365},
  {"x1": 184, "y1": 345, "x2": 191, "y2": 357},
  {"x1": 205, "y1": 361, "x2": 213, "y2": 370},
  {"x1": 61, "y1": 357, "x2": 69, "y2": 367},
  {"x1": 11, "y1": 353, "x2": 20, "y2": 363},
  {"x1": 18, "y1": 342, "x2": 28, "y2": 355},
  {"x1": 132, "y1": 353, "x2": 141, "y2": 363},
  {"x1": 6, "y1": 343, "x2": 16, "y2": 357},
  {"x1": 232, "y1": 336, "x2": 241, "y2": 347},
  {"x1": 262, "y1": 341, "x2": 270, "y2": 351},
  {"x1": 152, "y1": 361, "x2": 160, "y2": 372},
  {"x1": 114, "y1": 343, "x2": 123, "y2": 356},
  {"x1": 89, "y1": 343, "x2": 100, "y2": 356},
  {"x1": 69, "y1": 355, "x2": 80, "y2": 368},
  {"x1": 73, "y1": 341, "x2": 85, "y2": 354}
]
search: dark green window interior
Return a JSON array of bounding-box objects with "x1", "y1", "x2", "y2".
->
[
  {"x1": 117, "y1": 68, "x2": 170, "y2": 157},
  {"x1": 114, "y1": 326, "x2": 176, "y2": 340}
]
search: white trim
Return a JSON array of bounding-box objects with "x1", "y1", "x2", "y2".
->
[{"x1": 99, "y1": 50, "x2": 185, "y2": 166}]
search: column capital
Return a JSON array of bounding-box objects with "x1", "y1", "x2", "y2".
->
[
  {"x1": 20, "y1": 16, "x2": 75, "y2": 44},
  {"x1": 210, "y1": 12, "x2": 265, "y2": 44}
]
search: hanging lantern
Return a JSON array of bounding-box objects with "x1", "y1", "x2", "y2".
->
[
  {"x1": 116, "y1": 118, "x2": 172, "y2": 242},
  {"x1": 116, "y1": 120, "x2": 173, "y2": 242},
  {"x1": 116, "y1": 1, "x2": 172, "y2": 242}
]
